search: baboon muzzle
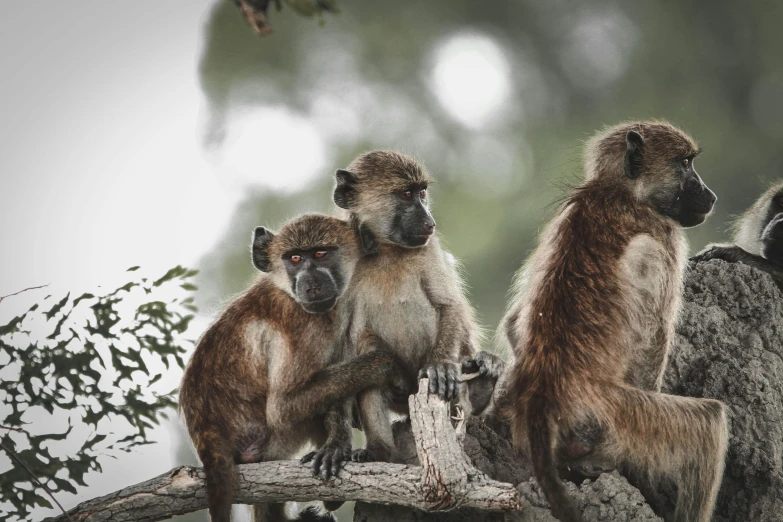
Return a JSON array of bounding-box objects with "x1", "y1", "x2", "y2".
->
[
  {"x1": 296, "y1": 268, "x2": 338, "y2": 313},
  {"x1": 762, "y1": 214, "x2": 783, "y2": 263}
]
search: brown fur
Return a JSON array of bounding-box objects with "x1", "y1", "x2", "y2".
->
[
  {"x1": 179, "y1": 214, "x2": 404, "y2": 522},
  {"x1": 335, "y1": 151, "x2": 481, "y2": 462},
  {"x1": 502, "y1": 122, "x2": 728, "y2": 522}
]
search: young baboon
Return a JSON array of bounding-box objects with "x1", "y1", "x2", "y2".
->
[
  {"x1": 332, "y1": 150, "x2": 490, "y2": 462},
  {"x1": 502, "y1": 122, "x2": 728, "y2": 522},
  {"x1": 179, "y1": 214, "x2": 405, "y2": 522},
  {"x1": 692, "y1": 181, "x2": 783, "y2": 290}
]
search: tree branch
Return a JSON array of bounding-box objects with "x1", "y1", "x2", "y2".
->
[
  {"x1": 0, "y1": 284, "x2": 48, "y2": 303},
  {"x1": 42, "y1": 379, "x2": 522, "y2": 522}
]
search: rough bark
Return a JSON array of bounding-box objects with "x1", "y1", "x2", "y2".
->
[{"x1": 42, "y1": 381, "x2": 521, "y2": 522}]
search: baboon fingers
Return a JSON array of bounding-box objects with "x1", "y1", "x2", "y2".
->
[
  {"x1": 300, "y1": 451, "x2": 316, "y2": 464},
  {"x1": 461, "y1": 356, "x2": 480, "y2": 374}
]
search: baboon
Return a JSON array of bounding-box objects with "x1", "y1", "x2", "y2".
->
[
  {"x1": 502, "y1": 122, "x2": 728, "y2": 522},
  {"x1": 179, "y1": 214, "x2": 405, "y2": 522},
  {"x1": 332, "y1": 150, "x2": 492, "y2": 462},
  {"x1": 692, "y1": 181, "x2": 783, "y2": 290}
]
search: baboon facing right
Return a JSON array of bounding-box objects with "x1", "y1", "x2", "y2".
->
[
  {"x1": 332, "y1": 150, "x2": 493, "y2": 463},
  {"x1": 500, "y1": 121, "x2": 728, "y2": 522}
]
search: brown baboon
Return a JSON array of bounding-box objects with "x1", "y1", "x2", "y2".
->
[
  {"x1": 332, "y1": 150, "x2": 491, "y2": 462},
  {"x1": 179, "y1": 214, "x2": 405, "y2": 522},
  {"x1": 692, "y1": 181, "x2": 783, "y2": 290},
  {"x1": 502, "y1": 122, "x2": 728, "y2": 522}
]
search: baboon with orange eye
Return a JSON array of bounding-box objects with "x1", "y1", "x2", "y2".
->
[
  {"x1": 501, "y1": 122, "x2": 728, "y2": 522},
  {"x1": 332, "y1": 150, "x2": 496, "y2": 462},
  {"x1": 692, "y1": 181, "x2": 783, "y2": 290},
  {"x1": 179, "y1": 214, "x2": 405, "y2": 522}
]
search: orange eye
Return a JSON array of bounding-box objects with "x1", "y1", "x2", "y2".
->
[
  {"x1": 403, "y1": 190, "x2": 413, "y2": 199},
  {"x1": 420, "y1": 189, "x2": 427, "y2": 199},
  {"x1": 314, "y1": 250, "x2": 328, "y2": 259},
  {"x1": 682, "y1": 158, "x2": 690, "y2": 168},
  {"x1": 290, "y1": 255, "x2": 301, "y2": 263}
]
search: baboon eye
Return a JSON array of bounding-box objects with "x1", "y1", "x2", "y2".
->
[
  {"x1": 681, "y1": 158, "x2": 690, "y2": 168},
  {"x1": 290, "y1": 255, "x2": 302, "y2": 263},
  {"x1": 403, "y1": 190, "x2": 413, "y2": 199},
  {"x1": 314, "y1": 251, "x2": 328, "y2": 259},
  {"x1": 420, "y1": 189, "x2": 427, "y2": 199}
]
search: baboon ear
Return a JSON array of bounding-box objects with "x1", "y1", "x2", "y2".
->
[
  {"x1": 357, "y1": 223, "x2": 379, "y2": 256},
  {"x1": 624, "y1": 130, "x2": 645, "y2": 180},
  {"x1": 334, "y1": 169, "x2": 359, "y2": 210},
  {"x1": 252, "y1": 226, "x2": 275, "y2": 272}
]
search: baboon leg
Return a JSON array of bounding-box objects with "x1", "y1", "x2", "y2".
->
[
  {"x1": 354, "y1": 388, "x2": 397, "y2": 462},
  {"x1": 601, "y1": 385, "x2": 729, "y2": 522}
]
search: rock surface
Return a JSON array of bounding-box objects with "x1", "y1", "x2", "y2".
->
[{"x1": 665, "y1": 259, "x2": 783, "y2": 522}]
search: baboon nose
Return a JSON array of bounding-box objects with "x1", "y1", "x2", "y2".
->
[
  {"x1": 706, "y1": 188, "x2": 717, "y2": 206},
  {"x1": 305, "y1": 286, "x2": 323, "y2": 298},
  {"x1": 423, "y1": 221, "x2": 435, "y2": 234}
]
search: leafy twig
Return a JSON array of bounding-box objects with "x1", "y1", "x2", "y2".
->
[{"x1": 0, "y1": 442, "x2": 75, "y2": 522}]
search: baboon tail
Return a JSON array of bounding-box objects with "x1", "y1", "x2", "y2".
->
[
  {"x1": 526, "y1": 395, "x2": 582, "y2": 522},
  {"x1": 199, "y1": 447, "x2": 236, "y2": 522},
  {"x1": 602, "y1": 384, "x2": 729, "y2": 522}
]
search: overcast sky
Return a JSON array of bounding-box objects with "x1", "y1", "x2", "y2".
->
[{"x1": 0, "y1": 2, "x2": 236, "y2": 518}]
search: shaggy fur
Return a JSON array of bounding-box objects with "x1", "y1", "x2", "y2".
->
[
  {"x1": 179, "y1": 214, "x2": 404, "y2": 522},
  {"x1": 334, "y1": 151, "x2": 483, "y2": 462},
  {"x1": 502, "y1": 122, "x2": 728, "y2": 522},
  {"x1": 692, "y1": 181, "x2": 783, "y2": 290}
]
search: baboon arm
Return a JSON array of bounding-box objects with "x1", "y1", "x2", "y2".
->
[
  {"x1": 268, "y1": 350, "x2": 400, "y2": 428},
  {"x1": 692, "y1": 244, "x2": 783, "y2": 290},
  {"x1": 420, "y1": 272, "x2": 473, "y2": 364}
]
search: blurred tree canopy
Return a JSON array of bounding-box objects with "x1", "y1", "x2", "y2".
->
[
  {"x1": 0, "y1": 267, "x2": 197, "y2": 521},
  {"x1": 198, "y1": 0, "x2": 783, "y2": 335}
]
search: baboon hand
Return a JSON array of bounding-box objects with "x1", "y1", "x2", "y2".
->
[
  {"x1": 418, "y1": 361, "x2": 460, "y2": 401},
  {"x1": 461, "y1": 350, "x2": 504, "y2": 381},
  {"x1": 690, "y1": 245, "x2": 745, "y2": 265},
  {"x1": 300, "y1": 441, "x2": 350, "y2": 480}
]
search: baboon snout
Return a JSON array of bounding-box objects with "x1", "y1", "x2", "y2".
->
[{"x1": 421, "y1": 218, "x2": 436, "y2": 235}]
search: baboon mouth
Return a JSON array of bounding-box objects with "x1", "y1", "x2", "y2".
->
[
  {"x1": 409, "y1": 235, "x2": 431, "y2": 246},
  {"x1": 301, "y1": 296, "x2": 337, "y2": 313}
]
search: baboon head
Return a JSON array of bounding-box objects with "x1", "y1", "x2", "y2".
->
[
  {"x1": 333, "y1": 150, "x2": 436, "y2": 250},
  {"x1": 252, "y1": 214, "x2": 360, "y2": 313},
  {"x1": 734, "y1": 182, "x2": 783, "y2": 264},
  {"x1": 585, "y1": 121, "x2": 717, "y2": 227},
  {"x1": 761, "y1": 184, "x2": 783, "y2": 263}
]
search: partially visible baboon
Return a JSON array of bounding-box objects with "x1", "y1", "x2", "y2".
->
[
  {"x1": 502, "y1": 122, "x2": 728, "y2": 522},
  {"x1": 179, "y1": 214, "x2": 405, "y2": 522},
  {"x1": 692, "y1": 181, "x2": 783, "y2": 290},
  {"x1": 333, "y1": 150, "x2": 493, "y2": 462}
]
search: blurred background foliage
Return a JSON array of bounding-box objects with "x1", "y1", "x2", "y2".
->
[{"x1": 197, "y1": 0, "x2": 783, "y2": 332}]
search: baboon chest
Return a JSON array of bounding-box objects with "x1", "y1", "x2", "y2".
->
[
  {"x1": 618, "y1": 233, "x2": 682, "y2": 387},
  {"x1": 350, "y1": 265, "x2": 438, "y2": 367}
]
